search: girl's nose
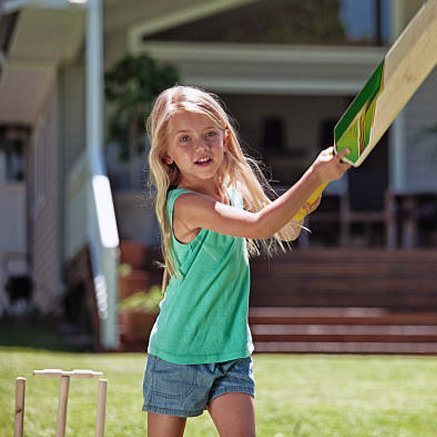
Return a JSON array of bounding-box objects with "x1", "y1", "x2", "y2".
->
[{"x1": 194, "y1": 139, "x2": 210, "y2": 152}]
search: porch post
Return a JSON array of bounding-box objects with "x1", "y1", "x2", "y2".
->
[
  {"x1": 388, "y1": 0, "x2": 407, "y2": 193},
  {"x1": 86, "y1": 0, "x2": 120, "y2": 349}
]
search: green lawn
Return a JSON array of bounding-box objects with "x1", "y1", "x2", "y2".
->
[{"x1": 1, "y1": 348, "x2": 437, "y2": 436}]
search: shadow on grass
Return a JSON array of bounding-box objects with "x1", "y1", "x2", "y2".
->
[{"x1": 0, "y1": 318, "x2": 75, "y2": 351}]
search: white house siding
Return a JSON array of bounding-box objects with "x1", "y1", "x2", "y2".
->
[
  {"x1": 65, "y1": 153, "x2": 88, "y2": 261},
  {"x1": 404, "y1": 70, "x2": 437, "y2": 193},
  {"x1": 0, "y1": 183, "x2": 27, "y2": 313},
  {"x1": 61, "y1": 64, "x2": 86, "y2": 174},
  {"x1": 0, "y1": 184, "x2": 27, "y2": 253},
  {"x1": 30, "y1": 86, "x2": 63, "y2": 314},
  {"x1": 60, "y1": 64, "x2": 88, "y2": 261}
]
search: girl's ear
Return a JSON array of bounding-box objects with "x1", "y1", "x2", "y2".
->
[
  {"x1": 162, "y1": 153, "x2": 174, "y2": 165},
  {"x1": 223, "y1": 129, "x2": 230, "y2": 151}
]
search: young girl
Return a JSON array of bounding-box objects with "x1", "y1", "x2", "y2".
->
[{"x1": 142, "y1": 85, "x2": 350, "y2": 436}]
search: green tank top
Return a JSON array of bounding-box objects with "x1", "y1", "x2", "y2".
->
[{"x1": 147, "y1": 187, "x2": 253, "y2": 364}]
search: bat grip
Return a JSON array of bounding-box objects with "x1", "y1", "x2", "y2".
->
[{"x1": 292, "y1": 182, "x2": 328, "y2": 221}]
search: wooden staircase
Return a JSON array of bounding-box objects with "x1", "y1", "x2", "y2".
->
[{"x1": 249, "y1": 249, "x2": 437, "y2": 354}]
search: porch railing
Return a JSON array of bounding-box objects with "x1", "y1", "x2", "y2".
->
[{"x1": 66, "y1": 150, "x2": 119, "y2": 350}]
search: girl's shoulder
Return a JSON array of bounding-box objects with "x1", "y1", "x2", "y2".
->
[
  {"x1": 167, "y1": 187, "x2": 194, "y2": 201},
  {"x1": 166, "y1": 185, "x2": 245, "y2": 209},
  {"x1": 166, "y1": 188, "x2": 195, "y2": 217}
]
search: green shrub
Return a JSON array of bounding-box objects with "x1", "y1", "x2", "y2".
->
[{"x1": 119, "y1": 286, "x2": 162, "y2": 313}]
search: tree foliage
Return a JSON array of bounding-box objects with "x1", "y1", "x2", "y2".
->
[
  {"x1": 105, "y1": 54, "x2": 179, "y2": 160},
  {"x1": 151, "y1": 0, "x2": 347, "y2": 46}
]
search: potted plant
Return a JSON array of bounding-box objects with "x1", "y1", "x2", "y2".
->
[
  {"x1": 118, "y1": 285, "x2": 163, "y2": 349},
  {"x1": 118, "y1": 262, "x2": 152, "y2": 300}
]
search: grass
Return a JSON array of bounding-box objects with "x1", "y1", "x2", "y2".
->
[{"x1": 1, "y1": 348, "x2": 437, "y2": 436}]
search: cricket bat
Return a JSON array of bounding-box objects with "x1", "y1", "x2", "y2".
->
[{"x1": 293, "y1": 0, "x2": 437, "y2": 222}]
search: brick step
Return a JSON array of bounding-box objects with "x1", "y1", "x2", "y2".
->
[{"x1": 253, "y1": 341, "x2": 437, "y2": 354}]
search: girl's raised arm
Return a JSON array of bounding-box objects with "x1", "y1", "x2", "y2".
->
[{"x1": 173, "y1": 148, "x2": 350, "y2": 241}]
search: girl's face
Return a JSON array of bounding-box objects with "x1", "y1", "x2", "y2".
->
[{"x1": 164, "y1": 111, "x2": 228, "y2": 188}]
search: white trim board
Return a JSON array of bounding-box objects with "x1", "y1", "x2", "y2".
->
[
  {"x1": 185, "y1": 78, "x2": 366, "y2": 96},
  {"x1": 135, "y1": 41, "x2": 385, "y2": 95}
]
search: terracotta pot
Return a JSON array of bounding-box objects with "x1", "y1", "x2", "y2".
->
[
  {"x1": 119, "y1": 310, "x2": 157, "y2": 346},
  {"x1": 119, "y1": 241, "x2": 148, "y2": 270},
  {"x1": 118, "y1": 270, "x2": 150, "y2": 299}
]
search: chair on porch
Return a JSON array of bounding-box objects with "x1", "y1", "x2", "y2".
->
[
  {"x1": 304, "y1": 120, "x2": 396, "y2": 248},
  {"x1": 339, "y1": 186, "x2": 397, "y2": 249}
]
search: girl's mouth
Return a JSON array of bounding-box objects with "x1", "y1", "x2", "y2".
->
[{"x1": 195, "y1": 157, "x2": 212, "y2": 166}]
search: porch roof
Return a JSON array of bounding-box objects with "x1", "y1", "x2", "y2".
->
[
  {"x1": 0, "y1": 5, "x2": 84, "y2": 124},
  {"x1": 0, "y1": 0, "x2": 255, "y2": 125}
]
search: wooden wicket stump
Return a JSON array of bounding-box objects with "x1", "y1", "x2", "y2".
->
[
  {"x1": 13, "y1": 369, "x2": 107, "y2": 437},
  {"x1": 14, "y1": 377, "x2": 26, "y2": 437}
]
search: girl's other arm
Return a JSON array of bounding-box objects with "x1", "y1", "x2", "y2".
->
[{"x1": 174, "y1": 148, "x2": 350, "y2": 240}]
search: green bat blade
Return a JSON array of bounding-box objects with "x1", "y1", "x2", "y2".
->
[{"x1": 334, "y1": 61, "x2": 385, "y2": 166}]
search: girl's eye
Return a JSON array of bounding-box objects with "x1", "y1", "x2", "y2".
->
[
  {"x1": 179, "y1": 135, "x2": 190, "y2": 144},
  {"x1": 206, "y1": 130, "x2": 218, "y2": 138}
]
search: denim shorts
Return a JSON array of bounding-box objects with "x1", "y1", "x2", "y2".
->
[{"x1": 142, "y1": 354, "x2": 255, "y2": 417}]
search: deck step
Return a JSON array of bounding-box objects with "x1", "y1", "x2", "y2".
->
[
  {"x1": 254, "y1": 341, "x2": 437, "y2": 354},
  {"x1": 249, "y1": 249, "x2": 437, "y2": 354},
  {"x1": 252, "y1": 323, "x2": 437, "y2": 337},
  {"x1": 249, "y1": 307, "x2": 437, "y2": 354},
  {"x1": 249, "y1": 307, "x2": 437, "y2": 325}
]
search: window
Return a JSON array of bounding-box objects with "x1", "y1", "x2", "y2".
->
[
  {"x1": 340, "y1": 0, "x2": 390, "y2": 46},
  {"x1": 0, "y1": 127, "x2": 27, "y2": 184}
]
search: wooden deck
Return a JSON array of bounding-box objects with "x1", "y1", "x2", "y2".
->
[{"x1": 249, "y1": 249, "x2": 437, "y2": 354}]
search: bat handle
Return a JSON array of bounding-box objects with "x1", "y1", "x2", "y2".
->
[{"x1": 292, "y1": 182, "x2": 328, "y2": 221}]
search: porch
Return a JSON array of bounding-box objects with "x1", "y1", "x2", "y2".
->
[{"x1": 250, "y1": 248, "x2": 437, "y2": 354}]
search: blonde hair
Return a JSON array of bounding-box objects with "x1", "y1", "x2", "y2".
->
[{"x1": 146, "y1": 85, "x2": 293, "y2": 278}]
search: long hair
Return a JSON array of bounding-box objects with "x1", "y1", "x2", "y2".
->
[{"x1": 146, "y1": 85, "x2": 294, "y2": 278}]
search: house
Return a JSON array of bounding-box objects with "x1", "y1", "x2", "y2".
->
[{"x1": 0, "y1": 0, "x2": 436, "y2": 351}]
